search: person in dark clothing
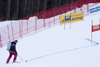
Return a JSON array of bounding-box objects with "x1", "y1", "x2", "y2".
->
[{"x1": 6, "y1": 40, "x2": 18, "y2": 63}]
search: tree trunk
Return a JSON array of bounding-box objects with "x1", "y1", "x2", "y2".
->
[
  {"x1": 44, "y1": 0, "x2": 48, "y2": 10},
  {"x1": 54, "y1": 0, "x2": 58, "y2": 7},
  {"x1": 59, "y1": 0, "x2": 61, "y2": 7},
  {"x1": 59, "y1": 0, "x2": 61, "y2": 14},
  {"x1": 6, "y1": 0, "x2": 11, "y2": 20},
  {"x1": 71, "y1": 0, "x2": 73, "y2": 10},
  {"x1": 16, "y1": 0, "x2": 19, "y2": 19},
  {"x1": 0, "y1": 0, "x2": 3, "y2": 18},
  {"x1": 33, "y1": 0, "x2": 36, "y2": 14},
  {"x1": 37, "y1": 0, "x2": 40, "y2": 13},
  {"x1": 66, "y1": 0, "x2": 68, "y2": 12},
  {"x1": 31, "y1": 0, "x2": 34, "y2": 15},
  {"x1": 21, "y1": 0, "x2": 25, "y2": 18},
  {"x1": 24, "y1": 0, "x2": 28, "y2": 16},
  {"x1": 28, "y1": 0, "x2": 31, "y2": 15}
]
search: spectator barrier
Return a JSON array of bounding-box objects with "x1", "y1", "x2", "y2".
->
[{"x1": 0, "y1": 0, "x2": 100, "y2": 48}]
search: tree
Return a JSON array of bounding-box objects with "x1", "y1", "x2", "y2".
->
[
  {"x1": 37, "y1": 0, "x2": 40, "y2": 13},
  {"x1": 23, "y1": 0, "x2": 28, "y2": 17},
  {"x1": 16, "y1": 0, "x2": 19, "y2": 19},
  {"x1": 0, "y1": 0, "x2": 3, "y2": 18},
  {"x1": 44, "y1": 0, "x2": 48, "y2": 10},
  {"x1": 0, "y1": 0, "x2": 77, "y2": 20},
  {"x1": 31, "y1": 0, "x2": 34, "y2": 15},
  {"x1": 6, "y1": 0, "x2": 11, "y2": 20}
]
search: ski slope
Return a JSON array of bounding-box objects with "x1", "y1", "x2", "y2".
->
[{"x1": 0, "y1": 10, "x2": 100, "y2": 67}]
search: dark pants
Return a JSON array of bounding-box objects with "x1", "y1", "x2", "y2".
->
[{"x1": 6, "y1": 52, "x2": 17, "y2": 63}]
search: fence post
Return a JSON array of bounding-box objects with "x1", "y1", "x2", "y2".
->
[
  {"x1": 27, "y1": 15, "x2": 28, "y2": 34},
  {"x1": 49, "y1": 10, "x2": 50, "y2": 28},
  {"x1": 43, "y1": 11, "x2": 45, "y2": 27},
  {"x1": 35, "y1": 16, "x2": 37, "y2": 33},
  {"x1": 21, "y1": 21, "x2": 23, "y2": 38},
  {"x1": 0, "y1": 32, "x2": 2, "y2": 47},
  {"x1": 7, "y1": 25, "x2": 10, "y2": 42},
  {"x1": 11, "y1": 22, "x2": 14, "y2": 41},
  {"x1": 53, "y1": 8, "x2": 55, "y2": 24},
  {"x1": 74, "y1": 1, "x2": 77, "y2": 13},
  {"x1": 27, "y1": 20, "x2": 28, "y2": 34},
  {"x1": 87, "y1": 0, "x2": 89, "y2": 15},
  {"x1": 19, "y1": 19, "x2": 21, "y2": 37}
]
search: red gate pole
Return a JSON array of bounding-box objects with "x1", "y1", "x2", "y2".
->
[
  {"x1": 91, "y1": 20, "x2": 93, "y2": 44},
  {"x1": 99, "y1": 19, "x2": 100, "y2": 30}
]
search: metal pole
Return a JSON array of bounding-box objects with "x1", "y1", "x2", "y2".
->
[{"x1": 64, "y1": 0, "x2": 69, "y2": 30}]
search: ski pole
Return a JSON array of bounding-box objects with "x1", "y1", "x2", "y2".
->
[{"x1": 18, "y1": 55, "x2": 23, "y2": 61}]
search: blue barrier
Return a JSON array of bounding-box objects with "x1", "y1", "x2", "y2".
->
[{"x1": 90, "y1": 6, "x2": 100, "y2": 13}]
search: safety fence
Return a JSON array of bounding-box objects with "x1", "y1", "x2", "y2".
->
[{"x1": 0, "y1": 0, "x2": 100, "y2": 48}]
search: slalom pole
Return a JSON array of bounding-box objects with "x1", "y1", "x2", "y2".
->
[{"x1": 91, "y1": 20, "x2": 93, "y2": 44}]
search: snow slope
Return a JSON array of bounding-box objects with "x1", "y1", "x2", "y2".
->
[{"x1": 0, "y1": 10, "x2": 100, "y2": 67}]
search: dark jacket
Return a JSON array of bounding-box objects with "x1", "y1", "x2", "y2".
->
[{"x1": 9, "y1": 41, "x2": 17, "y2": 54}]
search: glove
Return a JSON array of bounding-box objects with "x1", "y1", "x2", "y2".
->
[{"x1": 15, "y1": 51, "x2": 18, "y2": 55}]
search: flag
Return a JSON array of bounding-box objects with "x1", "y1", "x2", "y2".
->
[{"x1": 92, "y1": 24, "x2": 100, "y2": 32}]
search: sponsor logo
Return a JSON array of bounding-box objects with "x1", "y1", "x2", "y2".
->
[
  {"x1": 71, "y1": 17, "x2": 83, "y2": 21},
  {"x1": 93, "y1": 25, "x2": 99, "y2": 29}
]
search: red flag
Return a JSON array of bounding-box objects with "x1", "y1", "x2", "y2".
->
[{"x1": 92, "y1": 24, "x2": 100, "y2": 32}]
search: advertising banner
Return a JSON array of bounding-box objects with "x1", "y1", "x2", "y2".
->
[
  {"x1": 60, "y1": 12, "x2": 83, "y2": 24},
  {"x1": 71, "y1": 12, "x2": 83, "y2": 22},
  {"x1": 90, "y1": 6, "x2": 100, "y2": 13},
  {"x1": 60, "y1": 14, "x2": 71, "y2": 24}
]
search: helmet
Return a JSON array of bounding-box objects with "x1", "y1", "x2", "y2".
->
[{"x1": 15, "y1": 40, "x2": 18, "y2": 42}]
